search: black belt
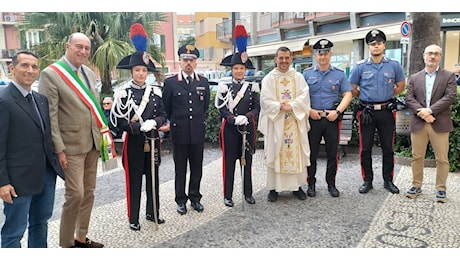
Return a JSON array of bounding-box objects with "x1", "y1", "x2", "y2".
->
[
  {"x1": 314, "y1": 109, "x2": 335, "y2": 118},
  {"x1": 360, "y1": 100, "x2": 392, "y2": 111}
]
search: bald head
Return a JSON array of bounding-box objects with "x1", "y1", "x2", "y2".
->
[{"x1": 65, "y1": 32, "x2": 91, "y2": 68}]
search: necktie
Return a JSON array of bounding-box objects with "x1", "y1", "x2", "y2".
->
[
  {"x1": 187, "y1": 76, "x2": 192, "y2": 85},
  {"x1": 26, "y1": 93, "x2": 44, "y2": 132},
  {"x1": 76, "y1": 69, "x2": 83, "y2": 81},
  {"x1": 76, "y1": 69, "x2": 86, "y2": 88}
]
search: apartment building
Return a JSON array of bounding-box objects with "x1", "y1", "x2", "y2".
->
[{"x1": 216, "y1": 12, "x2": 460, "y2": 75}]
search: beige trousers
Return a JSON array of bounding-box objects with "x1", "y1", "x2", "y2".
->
[
  {"x1": 59, "y1": 148, "x2": 99, "y2": 247},
  {"x1": 410, "y1": 123, "x2": 450, "y2": 191}
]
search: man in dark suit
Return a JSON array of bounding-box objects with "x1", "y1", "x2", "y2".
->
[
  {"x1": 0, "y1": 51, "x2": 64, "y2": 248},
  {"x1": 405, "y1": 44, "x2": 457, "y2": 203},
  {"x1": 162, "y1": 44, "x2": 210, "y2": 215}
]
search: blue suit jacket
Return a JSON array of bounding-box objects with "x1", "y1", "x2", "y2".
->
[{"x1": 0, "y1": 83, "x2": 64, "y2": 196}]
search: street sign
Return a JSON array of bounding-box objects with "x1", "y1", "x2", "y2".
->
[
  {"x1": 401, "y1": 21, "x2": 411, "y2": 37},
  {"x1": 400, "y1": 37, "x2": 410, "y2": 44}
]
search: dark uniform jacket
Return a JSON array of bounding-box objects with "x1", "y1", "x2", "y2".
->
[
  {"x1": 0, "y1": 84, "x2": 64, "y2": 196},
  {"x1": 115, "y1": 83, "x2": 167, "y2": 172},
  {"x1": 216, "y1": 80, "x2": 260, "y2": 151},
  {"x1": 162, "y1": 73, "x2": 211, "y2": 145}
]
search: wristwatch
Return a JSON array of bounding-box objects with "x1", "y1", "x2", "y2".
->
[{"x1": 336, "y1": 109, "x2": 342, "y2": 115}]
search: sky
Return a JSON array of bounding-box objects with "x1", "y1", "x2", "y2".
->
[{"x1": 6, "y1": 0, "x2": 457, "y2": 13}]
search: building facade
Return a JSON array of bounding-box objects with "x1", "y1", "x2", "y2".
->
[{"x1": 215, "y1": 12, "x2": 460, "y2": 76}]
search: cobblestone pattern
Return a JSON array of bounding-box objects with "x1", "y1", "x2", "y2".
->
[{"x1": 1, "y1": 147, "x2": 459, "y2": 248}]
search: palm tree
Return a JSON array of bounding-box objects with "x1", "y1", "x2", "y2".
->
[{"x1": 21, "y1": 12, "x2": 167, "y2": 95}]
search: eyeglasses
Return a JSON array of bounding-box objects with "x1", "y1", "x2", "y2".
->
[{"x1": 425, "y1": 52, "x2": 441, "y2": 57}]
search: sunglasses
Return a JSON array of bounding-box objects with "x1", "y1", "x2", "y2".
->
[{"x1": 103, "y1": 103, "x2": 111, "y2": 105}]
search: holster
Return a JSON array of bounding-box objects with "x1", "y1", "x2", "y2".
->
[
  {"x1": 360, "y1": 105, "x2": 374, "y2": 124},
  {"x1": 352, "y1": 99, "x2": 360, "y2": 122}
]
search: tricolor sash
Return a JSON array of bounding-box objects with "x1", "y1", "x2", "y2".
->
[{"x1": 49, "y1": 60, "x2": 118, "y2": 171}]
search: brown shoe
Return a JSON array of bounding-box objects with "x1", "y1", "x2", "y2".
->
[{"x1": 74, "y1": 238, "x2": 104, "y2": 248}]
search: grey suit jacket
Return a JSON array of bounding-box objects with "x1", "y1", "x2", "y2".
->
[
  {"x1": 405, "y1": 68, "x2": 457, "y2": 133},
  {"x1": 0, "y1": 84, "x2": 64, "y2": 196},
  {"x1": 38, "y1": 57, "x2": 101, "y2": 155}
]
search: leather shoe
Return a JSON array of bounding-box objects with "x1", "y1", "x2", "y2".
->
[
  {"x1": 293, "y1": 187, "x2": 307, "y2": 200},
  {"x1": 74, "y1": 238, "x2": 104, "y2": 248},
  {"x1": 307, "y1": 184, "x2": 316, "y2": 197},
  {"x1": 359, "y1": 182, "x2": 373, "y2": 194},
  {"x1": 328, "y1": 185, "x2": 340, "y2": 197},
  {"x1": 224, "y1": 198, "x2": 234, "y2": 207},
  {"x1": 146, "y1": 214, "x2": 165, "y2": 224},
  {"x1": 267, "y1": 190, "x2": 278, "y2": 202},
  {"x1": 244, "y1": 196, "x2": 256, "y2": 204},
  {"x1": 384, "y1": 181, "x2": 400, "y2": 194},
  {"x1": 129, "y1": 223, "x2": 140, "y2": 231},
  {"x1": 177, "y1": 203, "x2": 187, "y2": 215},
  {"x1": 191, "y1": 201, "x2": 204, "y2": 212}
]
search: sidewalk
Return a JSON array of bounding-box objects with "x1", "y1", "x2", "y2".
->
[{"x1": 1, "y1": 146, "x2": 459, "y2": 249}]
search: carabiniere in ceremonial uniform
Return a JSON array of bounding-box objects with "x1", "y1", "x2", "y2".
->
[
  {"x1": 111, "y1": 24, "x2": 167, "y2": 231},
  {"x1": 162, "y1": 44, "x2": 211, "y2": 214},
  {"x1": 215, "y1": 24, "x2": 260, "y2": 207}
]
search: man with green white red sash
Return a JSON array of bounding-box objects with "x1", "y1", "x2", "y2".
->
[{"x1": 38, "y1": 32, "x2": 106, "y2": 248}]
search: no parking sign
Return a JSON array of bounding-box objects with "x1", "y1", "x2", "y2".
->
[{"x1": 401, "y1": 21, "x2": 411, "y2": 37}]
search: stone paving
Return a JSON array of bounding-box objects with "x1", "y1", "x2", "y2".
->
[{"x1": 1, "y1": 146, "x2": 460, "y2": 250}]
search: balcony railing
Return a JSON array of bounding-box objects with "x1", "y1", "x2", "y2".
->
[
  {"x1": 216, "y1": 19, "x2": 243, "y2": 41},
  {"x1": 272, "y1": 12, "x2": 308, "y2": 29}
]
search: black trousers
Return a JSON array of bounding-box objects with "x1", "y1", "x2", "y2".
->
[
  {"x1": 220, "y1": 125, "x2": 253, "y2": 199},
  {"x1": 124, "y1": 137, "x2": 161, "y2": 225},
  {"x1": 307, "y1": 118, "x2": 340, "y2": 186},
  {"x1": 172, "y1": 143, "x2": 204, "y2": 204},
  {"x1": 126, "y1": 155, "x2": 160, "y2": 225},
  {"x1": 358, "y1": 108, "x2": 395, "y2": 183}
]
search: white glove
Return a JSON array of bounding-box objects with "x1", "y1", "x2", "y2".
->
[
  {"x1": 234, "y1": 115, "x2": 249, "y2": 126},
  {"x1": 140, "y1": 119, "x2": 157, "y2": 132}
]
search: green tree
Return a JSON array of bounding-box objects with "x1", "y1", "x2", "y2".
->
[
  {"x1": 21, "y1": 12, "x2": 167, "y2": 96},
  {"x1": 179, "y1": 36, "x2": 195, "y2": 47}
]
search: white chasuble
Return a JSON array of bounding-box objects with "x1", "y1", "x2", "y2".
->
[{"x1": 277, "y1": 75, "x2": 302, "y2": 174}]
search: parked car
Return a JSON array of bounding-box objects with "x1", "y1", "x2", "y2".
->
[
  {"x1": 96, "y1": 79, "x2": 118, "y2": 92},
  {"x1": 0, "y1": 79, "x2": 11, "y2": 90}
]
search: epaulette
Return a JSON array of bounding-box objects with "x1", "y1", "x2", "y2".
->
[
  {"x1": 113, "y1": 82, "x2": 130, "y2": 99},
  {"x1": 303, "y1": 66, "x2": 314, "y2": 72},
  {"x1": 165, "y1": 73, "x2": 176, "y2": 79},
  {"x1": 356, "y1": 59, "x2": 366, "y2": 65},
  {"x1": 153, "y1": 85, "x2": 162, "y2": 98},
  {"x1": 250, "y1": 82, "x2": 260, "y2": 93},
  {"x1": 333, "y1": 66, "x2": 344, "y2": 72},
  {"x1": 216, "y1": 82, "x2": 230, "y2": 94}
]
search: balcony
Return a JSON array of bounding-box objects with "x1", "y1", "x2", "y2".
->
[
  {"x1": 305, "y1": 12, "x2": 349, "y2": 23},
  {"x1": 272, "y1": 12, "x2": 308, "y2": 30},
  {"x1": 216, "y1": 19, "x2": 244, "y2": 42}
]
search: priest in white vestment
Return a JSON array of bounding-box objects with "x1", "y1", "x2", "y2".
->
[{"x1": 258, "y1": 46, "x2": 311, "y2": 202}]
